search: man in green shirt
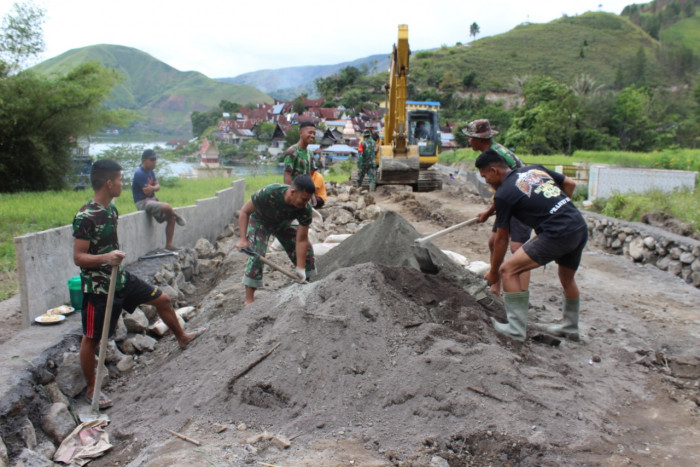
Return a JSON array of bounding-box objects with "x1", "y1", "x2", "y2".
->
[
  {"x1": 283, "y1": 122, "x2": 316, "y2": 185},
  {"x1": 236, "y1": 174, "x2": 317, "y2": 305}
]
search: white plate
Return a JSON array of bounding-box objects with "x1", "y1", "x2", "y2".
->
[
  {"x1": 50, "y1": 305, "x2": 75, "y2": 315},
  {"x1": 35, "y1": 314, "x2": 66, "y2": 325}
]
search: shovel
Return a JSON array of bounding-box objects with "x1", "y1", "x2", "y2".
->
[
  {"x1": 239, "y1": 247, "x2": 305, "y2": 283},
  {"x1": 413, "y1": 217, "x2": 479, "y2": 274},
  {"x1": 78, "y1": 266, "x2": 118, "y2": 423}
]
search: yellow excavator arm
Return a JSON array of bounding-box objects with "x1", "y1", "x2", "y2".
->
[{"x1": 384, "y1": 24, "x2": 409, "y2": 154}]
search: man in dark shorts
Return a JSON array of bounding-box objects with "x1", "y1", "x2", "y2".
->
[
  {"x1": 465, "y1": 119, "x2": 533, "y2": 296},
  {"x1": 236, "y1": 174, "x2": 317, "y2": 305},
  {"x1": 73, "y1": 159, "x2": 206, "y2": 409},
  {"x1": 132, "y1": 149, "x2": 186, "y2": 251},
  {"x1": 475, "y1": 151, "x2": 588, "y2": 342},
  {"x1": 283, "y1": 122, "x2": 316, "y2": 185}
]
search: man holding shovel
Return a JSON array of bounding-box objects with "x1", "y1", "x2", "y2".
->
[
  {"x1": 475, "y1": 151, "x2": 588, "y2": 342},
  {"x1": 73, "y1": 159, "x2": 205, "y2": 409},
  {"x1": 236, "y1": 174, "x2": 317, "y2": 305}
]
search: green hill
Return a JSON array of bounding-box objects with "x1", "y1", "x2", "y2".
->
[
  {"x1": 660, "y1": 13, "x2": 700, "y2": 54},
  {"x1": 32, "y1": 44, "x2": 274, "y2": 137},
  {"x1": 409, "y1": 12, "x2": 666, "y2": 92}
]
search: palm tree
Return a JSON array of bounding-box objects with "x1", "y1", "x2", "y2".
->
[{"x1": 469, "y1": 22, "x2": 480, "y2": 40}]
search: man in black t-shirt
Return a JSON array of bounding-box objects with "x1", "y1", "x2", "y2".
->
[{"x1": 475, "y1": 150, "x2": 588, "y2": 342}]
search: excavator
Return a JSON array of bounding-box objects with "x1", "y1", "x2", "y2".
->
[{"x1": 374, "y1": 24, "x2": 443, "y2": 192}]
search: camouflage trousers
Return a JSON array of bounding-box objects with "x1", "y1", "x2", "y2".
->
[
  {"x1": 357, "y1": 163, "x2": 376, "y2": 185},
  {"x1": 242, "y1": 213, "x2": 316, "y2": 288}
]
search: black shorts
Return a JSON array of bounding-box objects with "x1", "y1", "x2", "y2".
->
[
  {"x1": 81, "y1": 271, "x2": 162, "y2": 339},
  {"x1": 522, "y1": 227, "x2": 588, "y2": 270},
  {"x1": 492, "y1": 217, "x2": 532, "y2": 244}
]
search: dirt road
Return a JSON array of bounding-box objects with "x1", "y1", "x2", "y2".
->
[{"x1": 3, "y1": 182, "x2": 699, "y2": 466}]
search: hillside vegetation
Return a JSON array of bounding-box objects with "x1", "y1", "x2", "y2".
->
[{"x1": 32, "y1": 45, "x2": 274, "y2": 136}]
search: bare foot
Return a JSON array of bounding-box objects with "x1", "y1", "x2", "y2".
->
[{"x1": 177, "y1": 326, "x2": 207, "y2": 349}]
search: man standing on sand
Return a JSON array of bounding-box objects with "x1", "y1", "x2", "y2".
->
[
  {"x1": 73, "y1": 159, "x2": 206, "y2": 409},
  {"x1": 236, "y1": 174, "x2": 317, "y2": 305},
  {"x1": 132, "y1": 149, "x2": 186, "y2": 251},
  {"x1": 465, "y1": 119, "x2": 532, "y2": 296},
  {"x1": 475, "y1": 151, "x2": 588, "y2": 342},
  {"x1": 357, "y1": 129, "x2": 377, "y2": 192},
  {"x1": 283, "y1": 122, "x2": 316, "y2": 185}
]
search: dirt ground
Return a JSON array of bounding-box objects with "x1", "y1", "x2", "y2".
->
[{"x1": 2, "y1": 181, "x2": 699, "y2": 466}]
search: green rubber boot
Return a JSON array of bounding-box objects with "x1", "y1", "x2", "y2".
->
[
  {"x1": 369, "y1": 182, "x2": 376, "y2": 193},
  {"x1": 546, "y1": 297, "x2": 580, "y2": 341},
  {"x1": 491, "y1": 290, "x2": 529, "y2": 342}
]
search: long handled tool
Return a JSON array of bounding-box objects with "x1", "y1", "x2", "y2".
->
[
  {"x1": 239, "y1": 247, "x2": 304, "y2": 283},
  {"x1": 413, "y1": 217, "x2": 479, "y2": 274},
  {"x1": 78, "y1": 266, "x2": 119, "y2": 423}
]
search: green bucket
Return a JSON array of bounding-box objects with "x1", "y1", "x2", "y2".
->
[{"x1": 68, "y1": 276, "x2": 83, "y2": 311}]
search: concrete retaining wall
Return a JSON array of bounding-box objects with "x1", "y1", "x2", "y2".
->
[
  {"x1": 14, "y1": 179, "x2": 246, "y2": 327},
  {"x1": 588, "y1": 165, "x2": 696, "y2": 200}
]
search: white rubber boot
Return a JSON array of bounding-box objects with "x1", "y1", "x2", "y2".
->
[
  {"x1": 491, "y1": 290, "x2": 529, "y2": 342},
  {"x1": 546, "y1": 297, "x2": 580, "y2": 341}
]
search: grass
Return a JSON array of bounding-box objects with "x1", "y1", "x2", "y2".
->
[{"x1": 0, "y1": 170, "x2": 351, "y2": 301}]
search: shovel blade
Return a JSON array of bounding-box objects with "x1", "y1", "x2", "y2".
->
[{"x1": 413, "y1": 244, "x2": 440, "y2": 274}]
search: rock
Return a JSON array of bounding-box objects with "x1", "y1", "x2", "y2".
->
[
  {"x1": 656, "y1": 256, "x2": 671, "y2": 271},
  {"x1": 628, "y1": 238, "x2": 644, "y2": 261},
  {"x1": 692, "y1": 271, "x2": 700, "y2": 288},
  {"x1": 13, "y1": 448, "x2": 53, "y2": 467},
  {"x1": 161, "y1": 269, "x2": 176, "y2": 283},
  {"x1": 41, "y1": 403, "x2": 76, "y2": 445},
  {"x1": 131, "y1": 334, "x2": 158, "y2": 352},
  {"x1": 691, "y1": 259, "x2": 700, "y2": 272},
  {"x1": 643, "y1": 236, "x2": 656, "y2": 249},
  {"x1": 197, "y1": 259, "x2": 216, "y2": 275},
  {"x1": 177, "y1": 306, "x2": 196, "y2": 321},
  {"x1": 123, "y1": 308, "x2": 149, "y2": 333},
  {"x1": 0, "y1": 435, "x2": 8, "y2": 466},
  {"x1": 119, "y1": 338, "x2": 136, "y2": 355},
  {"x1": 55, "y1": 352, "x2": 86, "y2": 398},
  {"x1": 667, "y1": 355, "x2": 700, "y2": 379},
  {"x1": 43, "y1": 382, "x2": 70, "y2": 407},
  {"x1": 680, "y1": 252, "x2": 695, "y2": 264},
  {"x1": 363, "y1": 205, "x2": 383, "y2": 221},
  {"x1": 330, "y1": 209, "x2": 354, "y2": 225},
  {"x1": 430, "y1": 456, "x2": 450, "y2": 467},
  {"x1": 271, "y1": 435, "x2": 291, "y2": 450},
  {"x1": 160, "y1": 284, "x2": 181, "y2": 306},
  {"x1": 117, "y1": 355, "x2": 136, "y2": 372},
  {"x1": 140, "y1": 304, "x2": 158, "y2": 322},
  {"x1": 19, "y1": 416, "x2": 37, "y2": 449},
  {"x1": 669, "y1": 247, "x2": 682, "y2": 260},
  {"x1": 106, "y1": 340, "x2": 126, "y2": 364},
  {"x1": 34, "y1": 441, "x2": 56, "y2": 462},
  {"x1": 668, "y1": 260, "x2": 683, "y2": 276},
  {"x1": 195, "y1": 238, "x2": 215, "y2": 258},
  {"x1": 337, "y1": 192, "x2": 350, "y2": 203},
  {"x1": 114, "y1": 314, "x2": 128, "y2": 342}
]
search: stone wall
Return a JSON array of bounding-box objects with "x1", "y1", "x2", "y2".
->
[
  {"x1": 584, "y1": 211, "x2": 700, "y2": 288},
  {"x1": 13, "y1": 179, "x2": 246, "y2": 327}
]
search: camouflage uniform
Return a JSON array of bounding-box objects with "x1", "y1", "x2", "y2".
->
[
  {"x1": 72, "y1": 200, "x2": 126, "y2": 294},
  {"x1": 283, "y1": 144, "x2": 313, "y2": 180},
  {"x1": 490, "y1": 142, "x2": 524, "y2": 170},
  {"x1": 357, "y1": 137, "x2": 376, "y2": 187},
  {"x1": 243, "y1": 184, "x2": 316, "y2": 288}
]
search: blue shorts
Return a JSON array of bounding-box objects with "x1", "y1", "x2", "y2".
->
[
  {"x1": 492, "y1": 217, "x2": 533, "y2": 244},
  {"x1": 82, "y1": 271, "x2": 162, "y2": 339},
  {"x1": 522, "y1": 227, "x2": 588, "y2": 270}
]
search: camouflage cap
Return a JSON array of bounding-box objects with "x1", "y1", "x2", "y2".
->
[
  {"x1": 463, "y1": 119, "x2": 498, "y2": 139},
  {"x1": 362, "y1": 129, "x2": 372, "y2": 137}
]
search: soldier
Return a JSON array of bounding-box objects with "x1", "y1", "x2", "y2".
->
[
  {"x1": 357, "y1": 129, "x2": 377, "y2": 193},
  {"x1": 283, "y1": 122, "x2": 316, "y2": 185},
  {"x1": 236, "y1": 174, "x2": 317, "y2": 305},
  {"x1": 73, "y1": 159, "x2": 205, "y2": 409}
]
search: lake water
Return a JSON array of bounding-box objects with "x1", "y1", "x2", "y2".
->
[{"x1": 89, "y1": 141, "x2": 284, "y2": 178}]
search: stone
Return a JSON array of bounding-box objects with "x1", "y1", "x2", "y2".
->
[
  {"x1": 13, "y1": 448, "x2": 53, "y2": 467},
  {"x1": 55, "y1": 352, "x2": 86, "y2": 398},
  {"x1": 656, "y1": 256, "x2": 671, "y2": 271},
  {"x1": 669, "y1": 247, "x2": 682, "y2": 260},
  {"x1": 43, "y1": 382, "x2": 70, "y2": 407},
  {"x1": 692, "y1": 271, "x2": 700, "y2": 288},
  {"x1": 34, "y1": 441, "x2": 56, "y2": 462},
  {"x1": 160, "y1": 284, "x2": 180, "y2": 306},
  {"x1": 337, "y1": 192, "x2": 350, "y2": 203},
  {"x1": 175, "y1": 272, "x2": 186, "y2": 289},
  {"x1": 123, "y1": 308, "x2": 149, "y2": 333},
  {"x1": 197, "y1": 259, "x2": 216, "y2": 275},
  {"x1": 114, "y1": 314, "x2": 128, "y2": 342},
  {"x1": 41, "y1": 403, "x2": 76, "y2": 445},
  {"x1": 430, "y1": 456, "x2": 450, "y2": 467},
  {"x1": 617, "y1": 232, "x2": 627, "y2": 242},
  {"x1": 363, "y1": 205, "x2": 383, "y2": 221},
  {"x1": 19, "y1": 416, "x2": 37, "y2": 449},
  {"x1": 667, "y1": 355, "x2": 700, "y2": 379},
  {"x1": 681, "y1": 268, "x2": 692, "y2": 282},
  {"x1": 611, "y1": 238, "x2": 622, "y2": 249},
  {"x1": 667, "y1": 260, "x2": 683, "y2": 276},
  {"x1": 131, "y1": 334, "x2": 158, "y2": 352},
  {"x1": 140, "y1": 304, "x2": 158, "y2": 322},
  {"x1": 0, "y1": 435, "x2": 8, "y2": 466},
  {"x1": 106, "y1": 340, "x2": 126, "y2": 364},
  {"x1": 680, "y1": 252, "x2": 695, "y2": 264},
  {"x1": 691, "y1": 259, "x2": 700, "y2": 272},
  {"x1": 643, "y1": 236, "x2": 656, "y2": 249},
  {"x1": 194, "y1": 238, "x2": 215, "y2": 258},
  {"x1": 628, "y1": 238, "x2": 644, "y2": 261},
  {"x1": 117, "y1": 355, "x2": 136, "y2": 372},
  {"x1": 641, "y1": 249, "x2": 658, "y2": 265},
  {"x1": 161, "y1": 269, "x2": 176, "y2": 283}
]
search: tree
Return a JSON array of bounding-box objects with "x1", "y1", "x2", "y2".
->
[
  {"x1": 219, "y1": 99, "x2": 239, "y2": 114},
  {"x1": 255, "y1": 121, "x2": 276, "y2": 142},
  {"x1": 0, "y1": 1, "x2": 45, "y2": 76},
  {"x1": 284, "y1": 126, "x2": 300, "y2": 148},
  {"x1": 292, "y1": 97, "x2": 306, "y2": 115},
  {"x1": 611, "y1": 86, "x2": 655, "y2": 151},
  {"x1": 190, "y1": 109, "x2": 220, "y2": 138},
  {"x1": 469, "y1": 22, "x2": 480, "y2": 40}
]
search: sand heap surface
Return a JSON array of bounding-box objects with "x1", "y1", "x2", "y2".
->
[{"x1": 101, "y1": 210, "x2": 653, "y2": 465}]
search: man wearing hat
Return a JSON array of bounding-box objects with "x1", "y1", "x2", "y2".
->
[
  {"x1": 357, "y1": 129, "x2": 377, "y2": 193},
  {"x1": 132, "y1": 148, "x2": 186, "y2": 251},
  {"x1": 464, "y1": 119, "x2": 532, "y2": 296}
]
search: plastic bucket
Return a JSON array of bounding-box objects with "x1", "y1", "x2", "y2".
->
[{"x1": 68, "y1": 276, "x2": 83, "y2": 311}]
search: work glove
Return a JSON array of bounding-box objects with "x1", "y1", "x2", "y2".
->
[{"x1": 294, "y1": 268, "x2": 306, "y2": 281}]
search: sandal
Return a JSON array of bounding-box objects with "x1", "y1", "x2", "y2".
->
[
  {"x1": 180, "y1": 325, "x2": 208, "y2": 350},
  {"x1": 85, "y1": 392, "x2": 113, "y2": 409}
]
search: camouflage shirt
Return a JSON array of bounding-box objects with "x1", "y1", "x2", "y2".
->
[
  {"x1": 358, "y1": 138, "x2": 376, "y2": 166},
  {"x1": 283, "y1": 144, "x2": 313, "y2": 179},
  {"x1": 72, "y1": 200, "x2": 126, "y2": 294},
  {"x1": 489, "y1": 142, "x2": 524, "y2": 170},
  {"x1": 251, "y1": 184, "x2": 313, "y2": 230}
]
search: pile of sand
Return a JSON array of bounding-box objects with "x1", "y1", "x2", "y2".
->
[{"x1": 101, "y1": 210, "x2": 653, "y2": 465}]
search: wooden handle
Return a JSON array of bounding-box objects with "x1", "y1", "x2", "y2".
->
[
  {"x1": 256, "y1": 255, "x2": 305, "y2": 283},
  {"x1": 91, "y1": 266, "x2": 119, "y2": 413},
  {"x1": 415, "y1": 217, "x2": 479, "y2": 245}
]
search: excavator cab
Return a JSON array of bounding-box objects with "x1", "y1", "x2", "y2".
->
[{"x1": 408, "y1": 109, "x2": 439, "y2": 162}]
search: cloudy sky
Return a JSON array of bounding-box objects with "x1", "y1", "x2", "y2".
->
[{"x1": 2, "y1": 0, "x2": 633, "y2": 79}]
